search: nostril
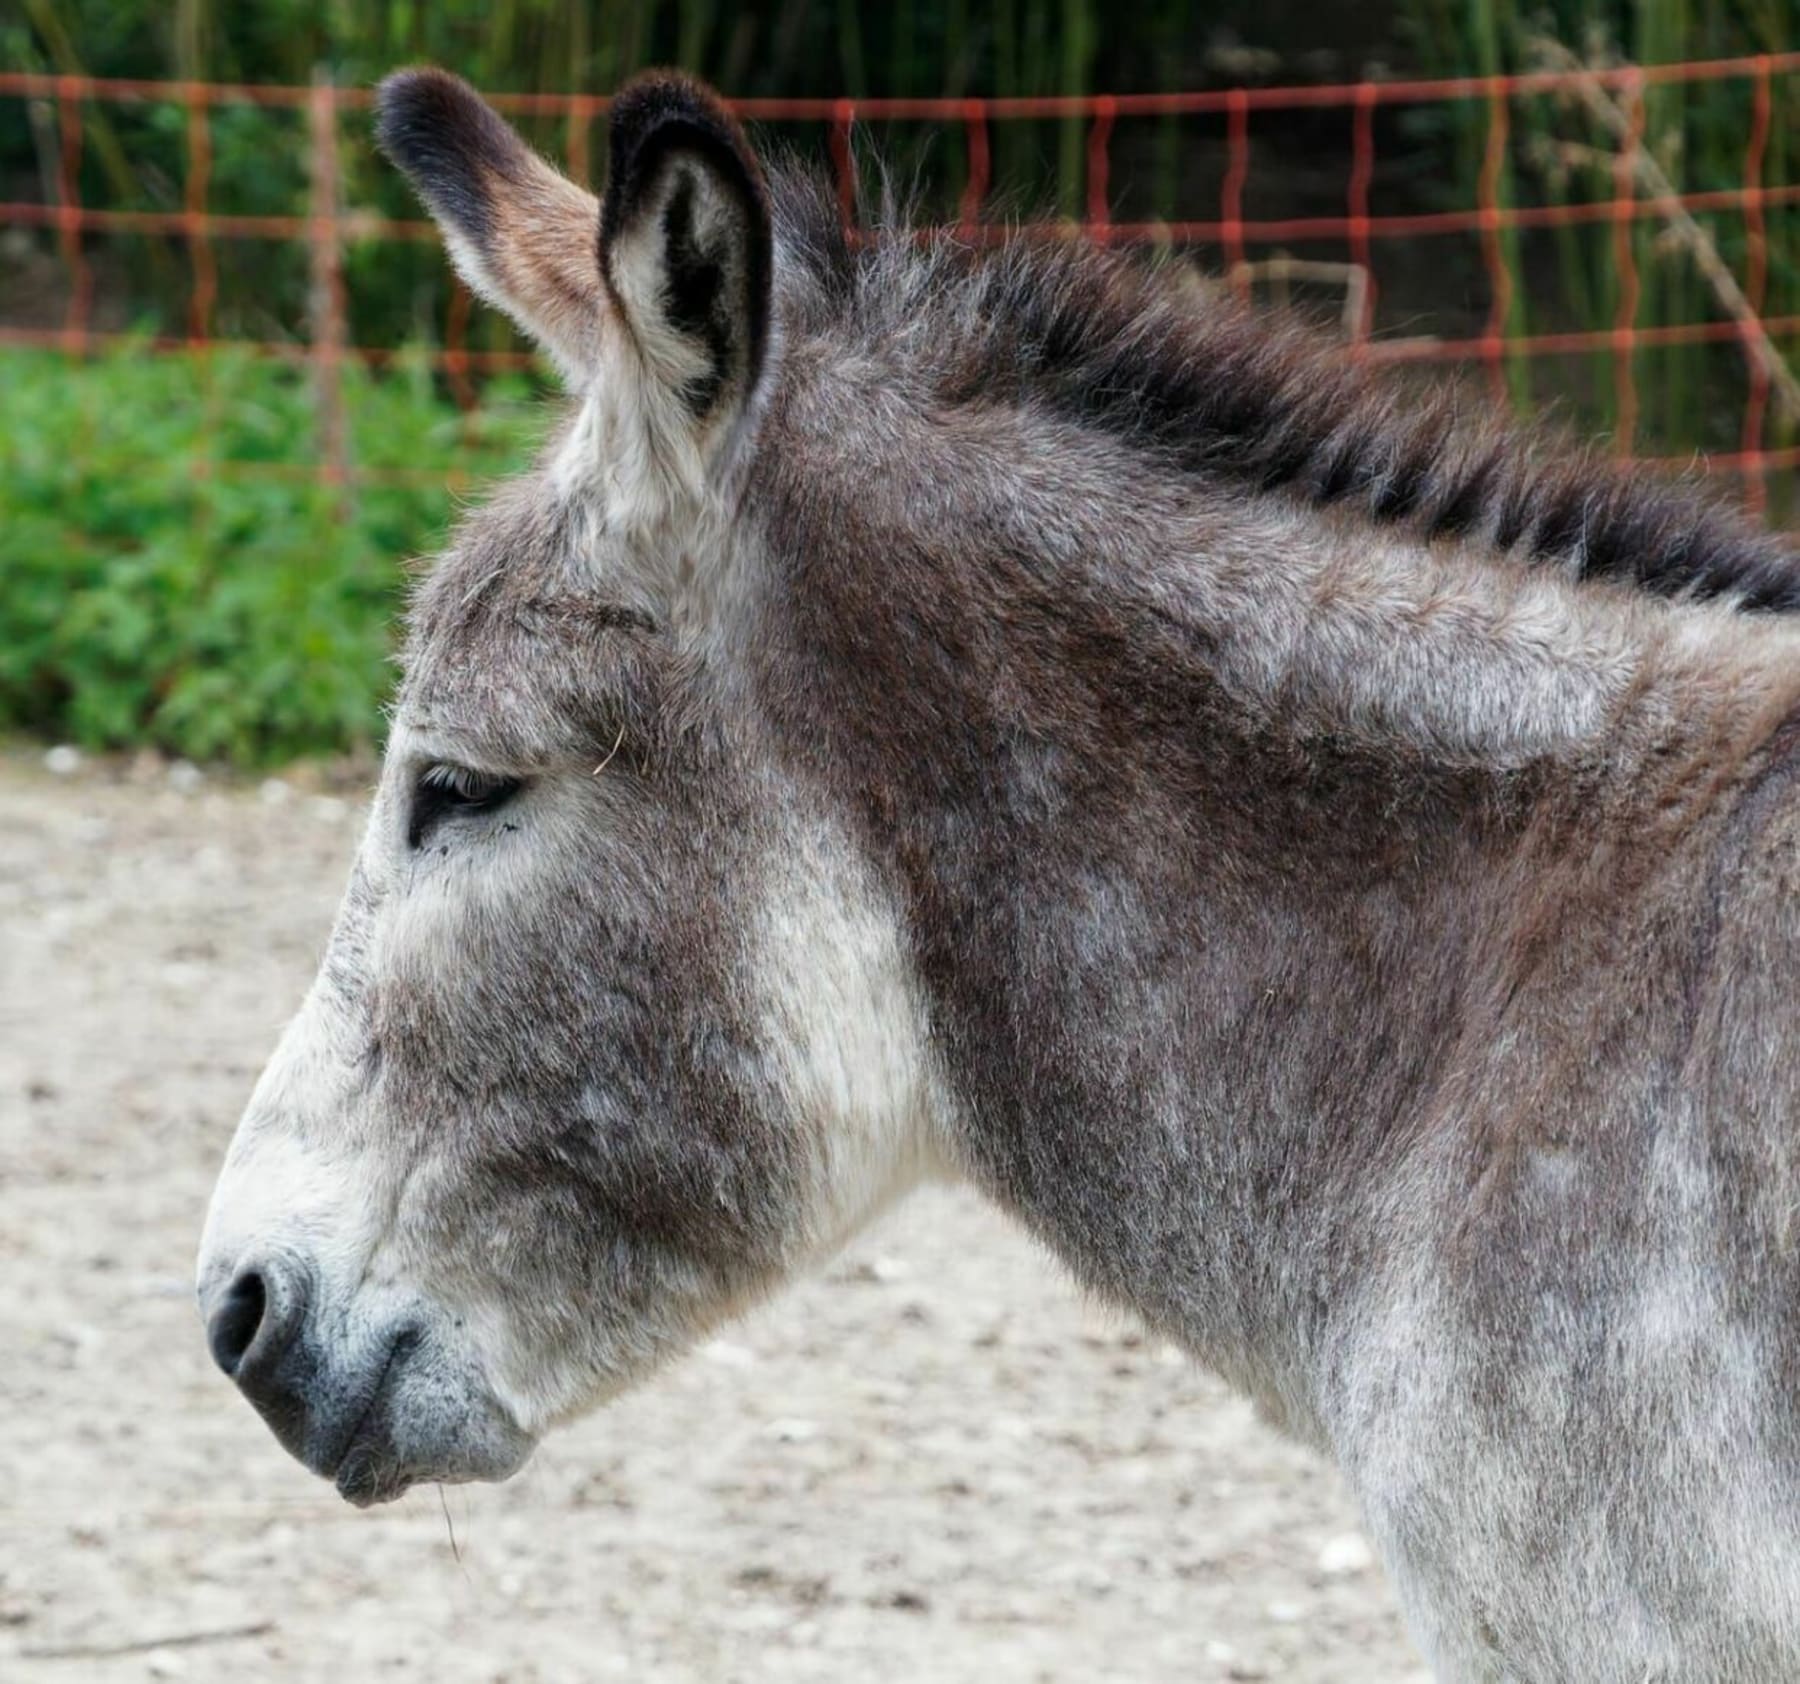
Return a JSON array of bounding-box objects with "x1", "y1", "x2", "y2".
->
[
  {"x1": 203, "y1": 1261, "x2": 315, "y2": 1457},
  {"x1": 207, "y1": 1270, "x2": 268, "y2": 1377}
]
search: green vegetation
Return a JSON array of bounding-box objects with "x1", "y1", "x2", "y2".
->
[
  {"x1": 2, "y1": 0, "x2": 1140, "y2": 354},
  {"x1": 3, "y1": 2, "x2": 1796, "y2": 764},
  {"x1": 1400, "y1": 0, "x2": 1799, "y2": 457},
  {"x1": 0, "y1": 347, "x2": 544, "y2": 762}
]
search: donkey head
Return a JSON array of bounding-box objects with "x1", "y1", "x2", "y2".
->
[{"x1": 196, "y1": 70, "x2": 945, "y2": 1504}]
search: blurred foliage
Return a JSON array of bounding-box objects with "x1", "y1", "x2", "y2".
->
[
  {"x1": 8, "y1": 2, "x2": 1794, "y2": 405},
  {"x1": 0, "y1": 346, "x2": 544, "y2": 761},
  {"x1": 1, "y1": 0, "x2": 1406, "y2": 350},
  {"x1": 2, "y1": 3, "x2": 1798, "y2": 763},
  {"x1": 1398, "y1": 0, "x2": 1799, "y2": 459}
]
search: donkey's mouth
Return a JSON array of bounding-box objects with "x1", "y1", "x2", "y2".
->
[
  {"x1": 198, "y1": 1254, "x2": 534, "y2": 1505},
  {"x1": 323, "y1": 1355, "x2": 536, "y2": 1509},
  {"x1": 323, "y1": 1328, "x2": 535, "y2": 1508},
  {"x1": 325, "y1": 1326, "x2": 422, "y2": 1506}
]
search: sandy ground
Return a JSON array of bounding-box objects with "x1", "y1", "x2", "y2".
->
[{"x1": 0, "y1": 749, "x2": 1425, "y2": 1683}]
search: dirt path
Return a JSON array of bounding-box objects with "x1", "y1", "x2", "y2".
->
[{"x1": 1, "y1": 751, "x2": 1424, "y2": 1683}]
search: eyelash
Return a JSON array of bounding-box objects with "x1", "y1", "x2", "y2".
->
[{"x1": 408, "y1": 764, "x2": 524, "y2": 850}]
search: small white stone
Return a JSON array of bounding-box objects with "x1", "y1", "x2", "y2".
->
[
  {"x1": 1316, "y1": 1532, "x2": 1375, "y2": 1577},
  {"x1": 700, "y1": 1338, "x2": 755, "y2": 1368},
  {"x1": 766, "y1": 1417, "x2": 818, "y2": 1443},
  {"x1": 44, "y1": 745, "x2": 81, "y2": 775},
  {"x1": 1204, "y1": 1638, "x2": 1237, "y2": 1664},
  {"x1": 1264, "y1": 1599, "x2": 1304, "y2": 1623},
  {"x1": 145, "y1": 1648, "x2": 188, "y2": 1679},
  {"x1": 167, "y1": 760, "x2": 204, "y2": 793},
  {"x1": 259, "y1": 777, "x2": 291, "y2": 805},
  {"x1": 842, "y1": 1253, "x2": 911, "y2": 1285}
]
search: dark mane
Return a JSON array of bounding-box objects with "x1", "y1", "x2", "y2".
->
[{"x1": 768, "y1": 166, "x2": 1800, "y2": 615}]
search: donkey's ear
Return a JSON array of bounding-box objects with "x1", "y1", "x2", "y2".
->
[
  {"x1": 376, "y1": 69, "x2": 602, "y2": 385},
  {"x1": 598, "y1": 72, "x2": 772, "y2": 436}
]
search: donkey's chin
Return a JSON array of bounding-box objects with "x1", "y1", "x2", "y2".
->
[
  {"x1": 332, "y1": 1417, "x2": 533, "y2": 1508},
  {"x1": 323, "y1": 1346, "x2": 537, "y2": 1508}
]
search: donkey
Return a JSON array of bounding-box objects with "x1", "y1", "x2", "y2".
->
[{"x1": 198, "y1": 66, "x2": 1800, "y2": 1680}]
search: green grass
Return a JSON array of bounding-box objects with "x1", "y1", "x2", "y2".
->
[{"x1": 0, "y1": 346, "x2": 546, "y2": 764}]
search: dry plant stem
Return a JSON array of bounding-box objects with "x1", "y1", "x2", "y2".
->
[
  {"x1": 1534, "y1": 38, "x2": 1800, "y2": 428},
  {"x1": 21, "y1": 1620, "x2": 277, "y2": 1660},
  {"x1": 592, "y1": 720, "x2": 627, "y2": 777}
]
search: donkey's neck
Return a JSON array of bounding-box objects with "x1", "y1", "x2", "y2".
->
[{"x1": 756, "y1": 385, "x2": 1800, "y2": 1433}]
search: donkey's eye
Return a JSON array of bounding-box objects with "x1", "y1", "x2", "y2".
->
[{"x1": 409, "y1": 764, "x2": 524, "y2": 849}]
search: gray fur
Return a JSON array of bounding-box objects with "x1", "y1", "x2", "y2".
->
[{"x1": 198, "y1": 70, "x2": 1800, "y2": 1680}]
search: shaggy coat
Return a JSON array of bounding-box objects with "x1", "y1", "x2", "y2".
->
[{"x1": 198, "y1": 68, "x2": 1800, "y2": 1683}]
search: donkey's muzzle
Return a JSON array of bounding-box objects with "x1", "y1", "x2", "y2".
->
[
  {"x1": 206, "y1": 1263, "x2": 294, "y2": 1380},
  {"x1": 199, "y1": 1253, "x2": 530, "y2": 1505},
  {"x1": 204, "y1": 1259, "x2": 322, "y2": 1461},
  {"x1": 202, "y1": 1259, "x2": 406, "y2": 1494}
]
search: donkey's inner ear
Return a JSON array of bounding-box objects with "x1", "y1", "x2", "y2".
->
[{"x1": 598, "y1": 73, "x2": 772, "y2": 431}]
